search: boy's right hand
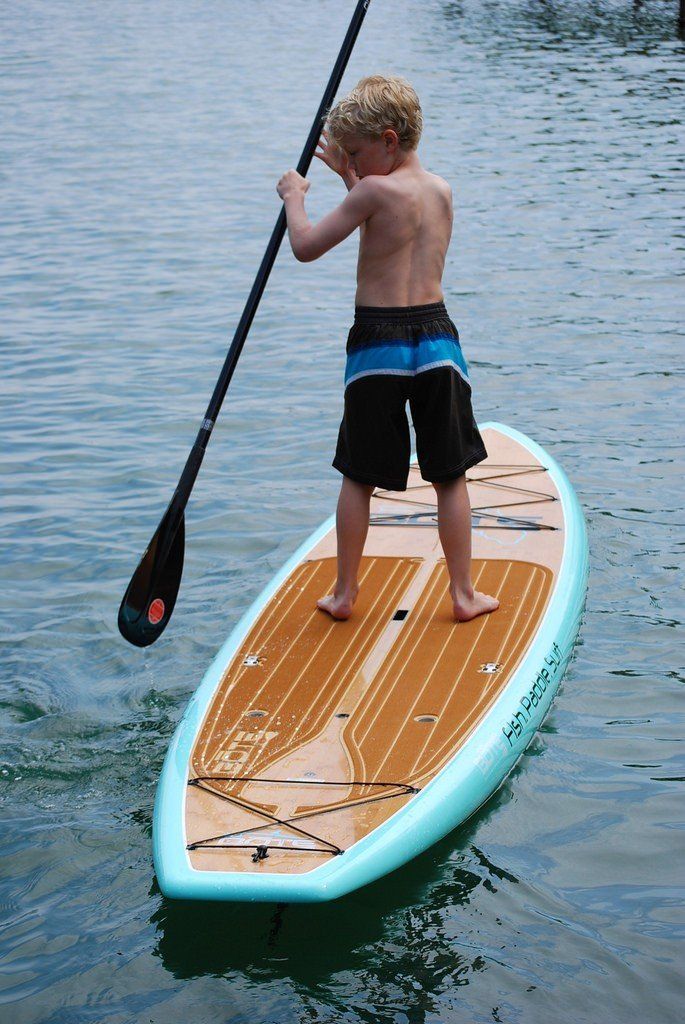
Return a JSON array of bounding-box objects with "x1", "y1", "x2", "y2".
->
[{"x1": 314, "y1": 130, "x2": 355, "y2": 180}]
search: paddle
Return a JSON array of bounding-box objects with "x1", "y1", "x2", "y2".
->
[{"x1": 118, "y1": 0, "x2": 372, "y2": 647}]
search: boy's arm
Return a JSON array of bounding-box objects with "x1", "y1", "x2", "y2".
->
[
  {"x1": 314, "y1": 129, "x2": 359, "y2": 191},
  {"x1": 341, "y1": 168, "x2": 360, "y2": 191},
  {"x1": 277, "y1": 170, "x2": 379, "y2": 263}
]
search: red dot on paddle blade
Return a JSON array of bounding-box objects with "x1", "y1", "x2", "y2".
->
[{"x1": 148, "y1": 598, "x2": 165, "y2": 625}]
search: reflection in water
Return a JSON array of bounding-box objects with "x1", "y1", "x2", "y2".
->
[
  {"x1": 152, "y1": 800, "x2": 499, "y2": 983},
  {"x1": 441, "y1": 0, "x2": 682, "y2": 45}
]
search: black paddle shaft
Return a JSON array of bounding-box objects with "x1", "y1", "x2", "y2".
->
[
  {"x1": 184, "y1": 0, "x2": 371, "y2": 487},
  {"x1": 118, "y1": 0, "x2": 372, "y2": 646}
]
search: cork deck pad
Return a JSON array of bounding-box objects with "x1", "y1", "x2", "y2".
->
[{"x1": 184, "y1": 426, "x2": 564, "y2": 876}]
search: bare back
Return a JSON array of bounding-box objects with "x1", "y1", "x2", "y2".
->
[{"x1": 355, "y1": 165, "x2": 452, "y2": 306}]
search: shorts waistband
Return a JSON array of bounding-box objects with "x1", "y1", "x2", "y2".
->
[{"x1": 354, "y1": 300, "x2": 448, "y2": 325}]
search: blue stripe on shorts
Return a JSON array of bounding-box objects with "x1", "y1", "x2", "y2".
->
[{"x1": 344, "y1": 335, "x2": 470, "y2": 389}]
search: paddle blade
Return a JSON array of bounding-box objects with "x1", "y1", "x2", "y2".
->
[{"x1": 118, "y1": 509, "x2": 185, "y2": 648}]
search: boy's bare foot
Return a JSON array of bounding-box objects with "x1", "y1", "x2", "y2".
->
[
  {"x1": 451, "y1": 589, "x2": 500, "y2": 622},
  {"x1": 317, "y1": 586, "x2": 358, "y2": 621}
]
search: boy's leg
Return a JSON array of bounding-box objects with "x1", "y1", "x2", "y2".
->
[
  {"x1": 433, "y1": 476, "x2": 500, "y2": 622},
  {"x1": 317, "y1": 475, "x2": 374, "y2": 620}
]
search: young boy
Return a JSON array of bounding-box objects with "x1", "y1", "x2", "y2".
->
[{"x1": 276, "y1": 75, "x2": 499, "y2": 623}]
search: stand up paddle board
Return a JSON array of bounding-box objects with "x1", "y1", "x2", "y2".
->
[{"x1": 153, "y1": 422, "x2": 588, "y2": 902}]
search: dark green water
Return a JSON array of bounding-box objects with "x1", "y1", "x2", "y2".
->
[{"x1": 1, "y1": 1, "x2": 683, "y2": 1021}]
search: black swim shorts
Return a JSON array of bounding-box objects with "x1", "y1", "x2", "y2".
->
[{"x1": 332, "y1": 301, "x2": 488, "y2": 492}]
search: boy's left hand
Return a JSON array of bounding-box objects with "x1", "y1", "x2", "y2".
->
[{"x1": 277, "y1": 169, "x2": 310, "y2": 200}]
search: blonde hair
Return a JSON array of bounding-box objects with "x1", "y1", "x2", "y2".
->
[{"x1": 325, "y1": 75, "x2": 423, "y2": 151}]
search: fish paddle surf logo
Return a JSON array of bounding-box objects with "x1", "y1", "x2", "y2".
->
[{"x1": 147, "y1": 598, "x2": 166, "y2": 625}]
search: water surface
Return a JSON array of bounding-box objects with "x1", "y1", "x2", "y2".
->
[{"x1": 1, "y1": 1, "x2": 683, "y2": 1021}]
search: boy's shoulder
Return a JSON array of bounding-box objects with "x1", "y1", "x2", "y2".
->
[
  {"x1": 355, "y1": 168, "x2": 451, "y2": 193},
  {"x1": 365, "y1": 169, "x2": 452, "y2": 211},
  {"x1": 423, "y1": 169, "x2": 453, "y2": 197}
]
